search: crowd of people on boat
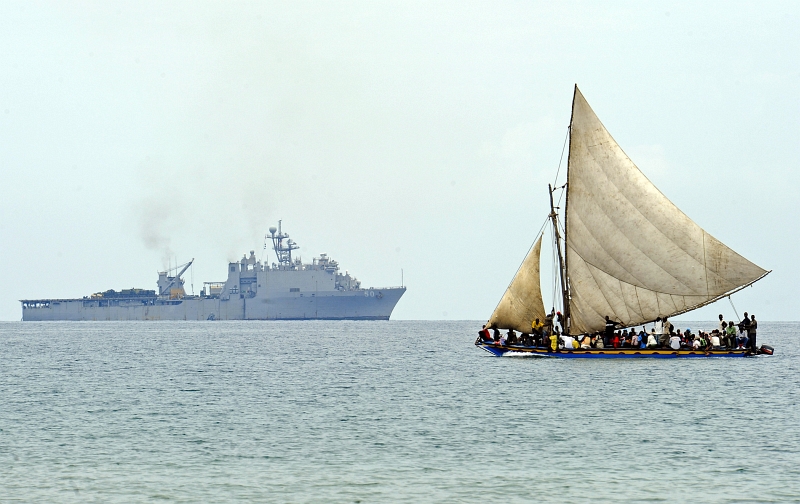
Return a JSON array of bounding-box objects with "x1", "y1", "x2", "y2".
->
[{"x1": 478, "y1": 310, "x2": 759, "y2": 353}]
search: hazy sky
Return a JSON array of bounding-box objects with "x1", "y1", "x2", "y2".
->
[{"x1": 1, "y1": 1, "x2": 798, "y2": 321}]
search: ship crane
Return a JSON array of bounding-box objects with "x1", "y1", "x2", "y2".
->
[{"x1": 158, "y1": 258, "x2": 194, "y2": 297}]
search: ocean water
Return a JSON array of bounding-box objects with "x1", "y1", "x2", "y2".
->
[{"x1": 1, "y1": 320, "x2": 798, "y2": 503}]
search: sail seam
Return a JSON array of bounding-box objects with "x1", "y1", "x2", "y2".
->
[
  {"x1": 573, "y1": 93, "x2": 715, "y2": 289},
  {"x1": 585, "y1": 145, "x2": 757, "y2": 295},
  {"x1": 655, "y1": 291, "x2": 661, "y2": 316},
  {"x1": 633, "y1": 285, "x2": 645, "y2": 322},
  {"x1": 617, "y1": 277, "x2": 632, "y2": 321},
  {"x1": 575, "y1": 251, "x2": 622, "y2": 323},
  {"x1": 570, "y1": 96, "x2": 760, "y2": 294},
  {"x1": 619, "y1": 270, "x2": 772, "y2": 330},
  {"x1": 572, "y1": 172, "x2": 747, "y2": 297},
  {"x1": 568, "y1": 208, "x2": 698, "y2": 295},
  {"x1": 575, "y1": 255, "x2": 726, "y2": 298},
  {"x1": 577, "y1": 156, "x2": 707, "y2": 295},
  {"x1": 571, "y1": 289, "x2": 604, "y2": 333},
  {"x1": 569, "y1": 270, "x2": 771, "y2": 334},
  {"x1": 575, "y1": 94, "x2": 735, "y2": 282}
]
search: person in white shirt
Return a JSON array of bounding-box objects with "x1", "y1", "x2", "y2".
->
[
  {"x1": 710, "y1": 331, "x2": 722, "y2": 350},
  {"x1": 646, "y1": 329, "x2": 658, "y2": 349}
]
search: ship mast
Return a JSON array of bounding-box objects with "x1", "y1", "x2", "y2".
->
[
  {"x1": 268, "y1": 220, "x2": 300, "y2": 267},
  {"x1": 548, "y1": 184, "x2": 569, "y2": 333}
]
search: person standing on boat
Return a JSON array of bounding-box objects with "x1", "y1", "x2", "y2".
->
[
  {"x1": 738, "y1": 312, "x2": 750, "y2": 349},
  {"x1": 739, "y1": 312, "x2": 750, "y2": 333},
  {"x1": 604, "y1": 315, "x2": 619, "y2": 347},
  {"x1": 659, "y1": 316, "x2": 672, "y2": 348},
  {"x1": 748, "y1": 314, "x2": 758, "y2": 350},
  {"x1": 720, "y1": 321, "x2": 729, "y2": 347},
  {"x1": 544, "y1": 310, "x2": 554, "y2": 338}
]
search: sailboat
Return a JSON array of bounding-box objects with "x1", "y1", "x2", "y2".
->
[{"x1": 476, "y1": 86, "x2": 771, "y2": 358}]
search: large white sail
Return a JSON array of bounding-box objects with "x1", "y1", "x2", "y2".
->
[
  {"x1": 565, "y1": 87, "x2": 768, "y2": 334},
  {"x1": 487, "y1": 235, "x2": 547, "y2": 333}
]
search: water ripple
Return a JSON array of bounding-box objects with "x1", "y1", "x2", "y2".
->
[{"x1": 0, "y1": 320, "x2": 798, "y2": 502}]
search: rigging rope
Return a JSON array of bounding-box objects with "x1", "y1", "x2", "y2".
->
[
  {"x1": 728, "y1": 295, "x2": 740, "y2": 322},
  {"x1": 552, "y1": 126, "x2": 570, "y2": 189}
]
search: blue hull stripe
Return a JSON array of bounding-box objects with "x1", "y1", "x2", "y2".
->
[{"x1": 476, "y1": 343, "x2": 753, "y2": 358}]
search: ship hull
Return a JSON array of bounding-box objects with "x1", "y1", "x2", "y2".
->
[
  {"x1": 475, "y1": 341, "x2": 762, "y2": 358},
  {"x1": 22, "y1": 287, "x2": 406, "y2": 321}
]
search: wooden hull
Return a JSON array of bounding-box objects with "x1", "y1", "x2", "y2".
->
[{"x1": 475, "y1": 341, "x2": 758, "y2": 358}]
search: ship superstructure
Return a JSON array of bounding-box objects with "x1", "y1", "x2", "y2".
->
[{"x1": 21, "y1": 222, "x2": 406, "y2": 321}]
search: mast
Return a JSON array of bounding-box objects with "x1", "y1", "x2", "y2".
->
[
  {"x1": 562, "y1": 85, "x2": 577, "y2": 334},
  {"x1": 548, "y1": 184, "x2": 569, "y2": 333},
  {"x1": 268, "y1": 220, "x2": 299, "y2": 267}
]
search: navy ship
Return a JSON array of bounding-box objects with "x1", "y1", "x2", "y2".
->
[{"x1": 21, "y1": 222, "x2": 406, "y2": 321}]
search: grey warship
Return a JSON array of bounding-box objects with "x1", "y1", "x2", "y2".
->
[{"x1": 21, "y1": 222, "x2": 406, "y2": 321}]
